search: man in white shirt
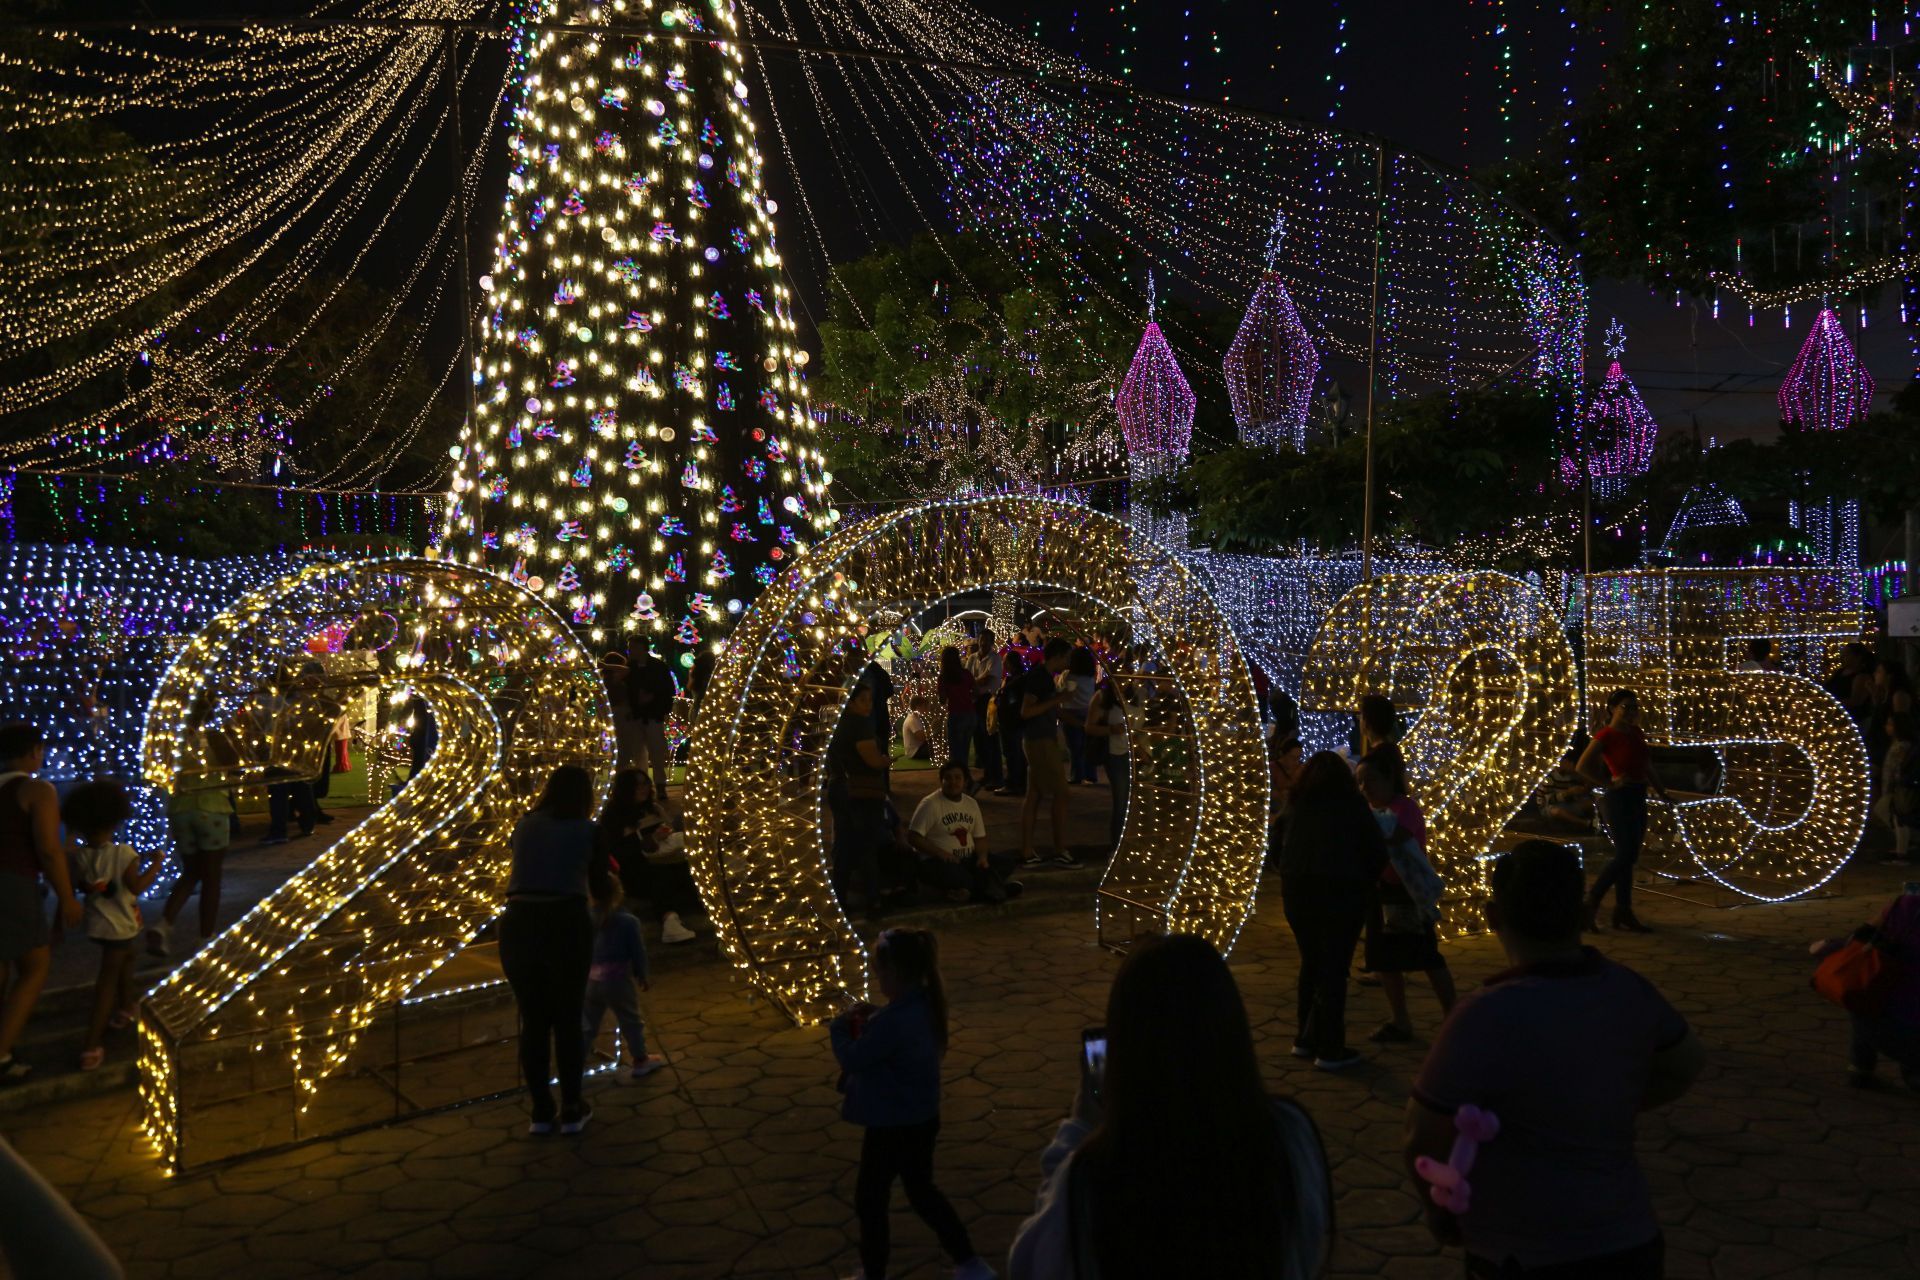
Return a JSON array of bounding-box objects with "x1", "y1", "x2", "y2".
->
[{"x1": 907, "y1": 761, "x2": 1022, "y2": 905}]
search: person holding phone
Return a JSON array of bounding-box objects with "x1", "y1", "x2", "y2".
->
[{"x1": 1007, "y1": 934, "x2": 1331, "y2": 1279}]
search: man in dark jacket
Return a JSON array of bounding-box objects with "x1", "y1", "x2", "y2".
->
[{"x1": 626, "y1": 644, "x2": 678, "y2": 799}]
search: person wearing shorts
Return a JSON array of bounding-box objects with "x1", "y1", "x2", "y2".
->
[
  {"x1": 1018, "y1": 639, "x2": 1080, "y2": 869},
  {"x1": 1, "y1": 723, "x2": 81, "y2": 1085},
  {"x1": 151, "y1": 786, "x2": 232, "y2": 957}
]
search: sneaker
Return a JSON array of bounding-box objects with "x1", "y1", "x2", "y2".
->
[
  {"x1": 146, "y1": 922, "x2": 172, "y2": 958},
  {"x1": 1368, "y1": 1023, "x2": 1413, "y2": 1044},
  {"x1": 1314, "y1": 1048, "x2": 1364, "y2": 1071},
  {"x1": 1049, "y1": 850, "x2": 1082, "y2": 869},
  {"x1": 661, "y1": 912, "x2": 697, "y2": 945},
  {"x1": 259, "y1": 835, "x2": 288, "y2": 846},
  {"x1": 1612, "y1": 913, "x2": 1653, "y2": 934},
  {"x1": 0, "y1": 1056, "x2": 31, "y2": 1085},
  {"x1": 79, "y1": 1047, "x2": 105, "y2": 1072},
  {"x1": 558, "y1": 1102, "x2": 594, "y2": 1135},
  {"x1": 1354, "y1": 972, "x2": 1381, "y2": 987},
  {"x1": 1002, "y1": 879, "x2": 1025, "y2": 901},
  {"x1": 953, "y1": 1258, "x2": 999, "y2": 1280},
  {"x1": 527, "y1": 1118, "x2": 556, "y2": 1136},
  {"x1": 629, "y1": 1055, "x2": 668, "y2": 1081},
  {"x1": 1019, "y1": 851, "x2": 1046, "y2": 867},
  {"x1": 1290, "y1": 1041, "x2": 1314, "y2": 1059}
]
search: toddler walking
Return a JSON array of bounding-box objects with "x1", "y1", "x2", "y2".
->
[
  {"x1": 830, "y1": 929, "x2": 994, "y2": 1280},
  {"x1": 64, "y1": 782, "x2": 161, "y2": 1071},
  {"x1": 584, "y1": 879, "x2": 667, "y2": 1080}
]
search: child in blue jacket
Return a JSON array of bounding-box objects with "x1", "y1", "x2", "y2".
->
[
  {"x1": 830, "y1": 929, "x2": 994, "y2": 1280},
  {"x1": 584, "y1": 880, "x2": 666, "y2": 1080}
]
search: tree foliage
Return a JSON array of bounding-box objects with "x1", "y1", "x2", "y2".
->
[
  {"x1": 1496, "y1": 0, "x2": 1897, "y2": 299},
  {"x1": 815, "y1": 232, "x2": 1184, "y2": 501}
]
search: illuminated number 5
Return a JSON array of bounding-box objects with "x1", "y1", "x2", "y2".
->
[
  {"x1": 1583, "y1": 568, "x2": 1869, "y2": 900},
  {"x1": 1302, "y1": 572, "x2": 1578, "y2": 930}
]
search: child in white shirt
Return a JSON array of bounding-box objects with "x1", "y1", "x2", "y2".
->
[{"x1": 63, "y1": 782, "x2": 161, "y2": 1071}]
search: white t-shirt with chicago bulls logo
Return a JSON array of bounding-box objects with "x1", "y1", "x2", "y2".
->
[{"x1": 907, "y1": 791, "x2": 988, "y2": 858}]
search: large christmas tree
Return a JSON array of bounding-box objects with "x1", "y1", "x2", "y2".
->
[{"x1": 444, "y1": 0, "x2": 836, "y2": 660}]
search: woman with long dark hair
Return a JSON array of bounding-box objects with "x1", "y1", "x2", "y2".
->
[
  {"x1": 597, "y1": 768, "x2": 699, "y2": 944},
  {"x1": 936, "y1": 644, "x2": 978, "y2": 776},
  {"x1": 500, "y1": 764, "x2": 606, "y2": 1135},
  {"x1": 1279, "y1": 752, "x2": 1390, "y2": 1071},
  {"x1": 1007, "y1": 933, "x2": 1330, "y2": 1278}
]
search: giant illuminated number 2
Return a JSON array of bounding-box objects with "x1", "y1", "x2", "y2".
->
[
  {"x1": 1301, "y1": 573, "x2": 1578, "y2": 931},
  {"x1": 136, "y1": 559, "x2": 610, "y2": 1169}
]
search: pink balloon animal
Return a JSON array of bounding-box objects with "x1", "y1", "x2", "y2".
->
[{"x1": 1414, "y1": 1104, "x2": 1500, "y2": 1215}]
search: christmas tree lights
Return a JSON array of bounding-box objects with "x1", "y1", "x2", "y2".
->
[
  {"x1": 684, "y1": 495, "x2": 1267, "y2": 1024},
  {"x1": 1300, "y1": 572, "x2": 1578, "y2": 934},
  {"x1": 1583, "y1": 567, "x2": 1870, "y2": 902},
  {"x1": 442, "y1": 0, "x2": 837, "y2": 657},
  {"x1": 136, "y1": 557, "x2": 610, "y2": 1169}
]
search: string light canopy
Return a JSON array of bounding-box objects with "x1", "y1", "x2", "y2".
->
[
  {"x1": 1223, "y1": 211, "x2": 1320, "y2": 451},
  {"x1": 1583, "y1": 568, "x2": 1870, "y2": 901},
  {"x1": 0, "y1": 15, "x2": 509, "y2": 490},
  {"x1": 1300, "y1": 572, "x2": 1578, "y2": 934},
  {"x1": 442, "y1": 0, "x2": 838, "y2": 658},
  {"x1": 683, "y1": 495, "x2": 1268, "y2": 1024},
  {"x1": 136, "y1": 557, "x2": 611, "y2": 1170},
  {"x1": 1566, "y1": 318, "x2": 1657, "y2": 500},
  {"x1": 750, "y1": 3, "x2": 1585, "y2": 453}
]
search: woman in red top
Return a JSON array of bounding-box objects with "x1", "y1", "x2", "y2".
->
[
  {"x1": 936, "y1": 646, "x2": 977, "y2": 777},
  {"x1": 1575, "y1": 688, "x2": 1672, "y2": 933}
]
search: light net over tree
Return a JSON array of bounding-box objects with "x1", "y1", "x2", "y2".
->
[{"x1": 444, "y1": 0, "x2": 836, "y2": 658}]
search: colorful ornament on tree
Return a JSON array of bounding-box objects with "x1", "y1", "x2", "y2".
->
[{"x1": 444, "y1": 0, "x2": 835, "y2": 651}]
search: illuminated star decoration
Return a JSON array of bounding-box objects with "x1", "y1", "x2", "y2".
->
[
  {"x1": 1779, "y1": 307, "x2": 1874, "y2": 565},
  {"x1": 1224, "y1": 207, "x2": 1320, "y2": 451},
  {"x1": 1568, "y1": 317, "x2": 1658, "y2": 500}
]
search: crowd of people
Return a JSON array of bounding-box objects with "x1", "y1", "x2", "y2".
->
[{"x1": 6, "y1": 621, "x2": 1919, "y2": 1280}]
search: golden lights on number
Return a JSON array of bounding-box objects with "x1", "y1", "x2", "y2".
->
[
  {"x1": 1583, "y1": 568, "x2": 1870, "y2": 900},
  {"x1": 682, "y1": 497, "x2": 1269, "y2": 1024},
  {"x1": 136, "y1": 558, "x2": 610, "y2": 1169},
  {"x1": 1301, "y1": 572, "x2": 1579, "y2": 932}
]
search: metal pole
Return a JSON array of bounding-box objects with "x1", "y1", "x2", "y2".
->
[
  {"x1": 443, "y1": 31, "x2": 479, "y2": 450},
  {"x1": 1361, "y1": 141, "x2": 1385, "y2": 581}
]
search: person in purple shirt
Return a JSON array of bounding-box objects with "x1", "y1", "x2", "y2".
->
[{"x1": 1404, "y1": 840, "x2": 1705, "y2": 1279}]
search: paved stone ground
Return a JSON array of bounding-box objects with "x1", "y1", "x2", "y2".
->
[{"x1": 5, "y1": 821, "x2": 1919, "y2": 1279}]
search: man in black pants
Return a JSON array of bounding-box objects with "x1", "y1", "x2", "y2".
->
[{"x1": 994, "y1": 640, "x2": 1030, "y2": 797}]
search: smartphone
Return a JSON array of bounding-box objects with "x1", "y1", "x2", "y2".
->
[{"x1": 1080, "y1": 1026, "x2": 1108, "y2": 1101}]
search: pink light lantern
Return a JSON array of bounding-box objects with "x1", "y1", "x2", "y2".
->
[
  {"x1": 1224, "y1": 213, "x2": 1319, "y2": 450},
  {"x1": 1779, "y1": 307, "x2": 1874, "y2": 432},
  {"x1": 1565, "y1": 320, "x2": 1657, "y2": 499},
  {"x1": 1117, "y1": 321, "x2": 1195, "y2": 465}
]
